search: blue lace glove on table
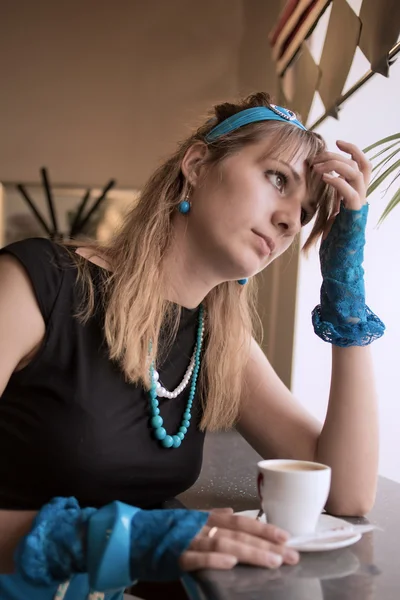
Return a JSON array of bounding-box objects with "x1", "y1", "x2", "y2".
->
[
  {"x1": 312, "y1": 203, "x2": 385, "y2": 346},
  {"x1": 15, "y1": 497, "x2": 209, "y2": 592}
]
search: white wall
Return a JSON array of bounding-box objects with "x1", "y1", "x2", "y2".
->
[{"x1": 292, "y1": 53, "x2": 400, "y2": 482}]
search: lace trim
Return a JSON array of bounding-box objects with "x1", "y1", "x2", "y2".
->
[{"x1": 313, "y1": 203, "x2": 385, "y2": 346}]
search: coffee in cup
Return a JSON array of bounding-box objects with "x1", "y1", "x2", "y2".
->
[{"x1": 257, "y1": 459, "x2": 331, "y2": 536}]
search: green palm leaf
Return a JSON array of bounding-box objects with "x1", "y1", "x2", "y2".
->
[
  {"x1": 370, "y1": 140, "x2": 400, "y2": 161},
  {"x1": 372, "y1": 148, "x2": 400, "y2": 177},
  {"x1": 364, "y1": 133, "x2": 400, "y2": 222},
  {"x1": 363, "y1": 133, "x2": 400, "y2": 153},
  {"x1": 367, "y1": 158, "x2": 400, "y2": 196},
  {"x1": 372, "y1": 147, "x2": 400, "y2": 173},
  {"x1": 377, "y1": 187, "x2": 400, "y2": 225}
]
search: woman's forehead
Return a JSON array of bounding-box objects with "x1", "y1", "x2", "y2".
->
[{"x1": 250, "y1": 134, "x2": 313, "y2": 168}]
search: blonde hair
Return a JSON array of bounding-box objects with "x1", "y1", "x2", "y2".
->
[{"x1": 64, "y1": 92, "x2": 335, "y2": 431}]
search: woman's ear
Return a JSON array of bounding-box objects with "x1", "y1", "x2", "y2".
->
[{"x1": 181, "y1": 142, "x2": 209, "y2": 186}]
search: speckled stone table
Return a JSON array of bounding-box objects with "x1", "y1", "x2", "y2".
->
[{"x1": 179, "y1": 431, "x2": 400, "y2": 600}]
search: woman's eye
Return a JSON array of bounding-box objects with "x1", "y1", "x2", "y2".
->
[{"x1": 266, "y1": 170, "x2": 288, "y2": 193}]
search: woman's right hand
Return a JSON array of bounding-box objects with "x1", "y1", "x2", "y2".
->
[{"x1": 179, "y1": 508, "x2": 300, "y2": 571}]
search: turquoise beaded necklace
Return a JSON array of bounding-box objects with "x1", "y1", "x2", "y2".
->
[{"x1": 148, "y1": 304, "x2": 204, "y2": 448}]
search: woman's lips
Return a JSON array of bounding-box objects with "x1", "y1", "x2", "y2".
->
[{"x1": 252, "y1": 230, "x2": 275, "y2": 256}]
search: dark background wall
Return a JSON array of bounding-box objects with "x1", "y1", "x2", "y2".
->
[{"x1": 0, "y1": 0, "x2": 282, "y2": 188}]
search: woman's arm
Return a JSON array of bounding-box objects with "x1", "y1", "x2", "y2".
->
[
  {"x1": 238, "y1": 141, "x2": 380, "y2": 517},
  {"x1": 316, "y1": 345, "x2": 378, "y2": 515},
  {"x1": 0, "y1": 511, "x2": 37, "y2": 573},
  {"x1": 0, "y1": 254, "x2": 45, "y2": 390},
  {"x1": 0, "y1": 254, "x2": 45, "y2": 571},
  {"x1": 237, "y1": 338, "x2": 378, "y2": 516}
]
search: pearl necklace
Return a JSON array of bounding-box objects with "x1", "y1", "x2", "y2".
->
[
  {"x1": 153, "y1": 350, "x2": 196, "y2": 398},
  {"x1": 148, "y1": 304, "x2": 204, "y2": 448}
]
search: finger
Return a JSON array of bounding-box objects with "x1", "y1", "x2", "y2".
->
[
  {"x1": 322, "y1": 173, "x2": 362, "y2": 210},
  {"x1": 314, "y1": 160, "x2": 365, "y2": 203},
  {"x1": 191, "y1": 527, "x2": 299, "y2": 565},
  {"x1": 179, "y1": 550, "x2": 238, "y2": 571},
  {"x1": 191, "y1": 535, "x2": 290, "y2": 568},
  {"x1": 311, "y1": 151, "x2": 357, "y2": 170},
  {"x1": 312, "y1": 159, "x2": 363, "y2": 187},
  {"x1": 312, "y1": 143, "x2": 372, "y2": 188},
  {"x1": 198, "y1": 508, "x2": 234, "y2": 517},
  {"x1": 336, "y1": 140, "x2": 372, "y2": 186},
  {"x1": 194, "y1": 526, "x2": 287, "y2": 555},
  {"x1": 206, "y1": 512, "x2": 290, "y2": 543},
  {"x1": 209, "y1": 508, "x2": 235, "y2": 515}
]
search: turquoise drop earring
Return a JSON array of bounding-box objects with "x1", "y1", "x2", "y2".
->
[
  {"x1": 237, "y1": 278, "x2": 248, "y2": 285},
  {"x1": 178, "y1": 190, "x2": 191, "y2": 214}
]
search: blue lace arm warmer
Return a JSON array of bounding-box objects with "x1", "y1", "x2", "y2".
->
[
  {"x1": 127, "y1": 509, "x2": 208, "y2": 582},
  {"x1": 15, "y1": 497, "x2": 209, "y2": 590},
  {"x1": 15, "y1": 497, "x2": 96, "y2": 585},
  {"x1": 312, "y1": 203, "x2": 385, "y2": 346}
]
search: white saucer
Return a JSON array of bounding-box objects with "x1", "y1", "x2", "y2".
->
[{"x1": 235, "y1": 510, "x2": 362, "y2": 552}]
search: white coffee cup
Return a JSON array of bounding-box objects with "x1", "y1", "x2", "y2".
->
[{"x1": 257, "y1": 459, "x2": 331, "y2": 536}]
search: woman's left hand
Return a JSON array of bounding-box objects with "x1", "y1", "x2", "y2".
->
[
  {"x1": 311, "y1": 140, "x2": 372, "y2": 213},
  {"x1": 309, "y1": 139, "x2": 385, "y2": 347}
]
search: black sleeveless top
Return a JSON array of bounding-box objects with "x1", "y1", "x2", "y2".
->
[{"x1": 0, "y1": 238, "x2": 205, "y2": 510}]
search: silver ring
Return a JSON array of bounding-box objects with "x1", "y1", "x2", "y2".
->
[{"x1": 208, "y1": 526, "x2": 219, "y2": 539}]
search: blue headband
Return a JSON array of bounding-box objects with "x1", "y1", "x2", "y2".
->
[{"x1": 204, "y1": 105, "x2": 307, "y2": 142}]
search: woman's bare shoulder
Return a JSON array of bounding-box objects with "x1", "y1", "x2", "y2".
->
[{"x1": 0, "y1": 254, "x2": 46, "y2": 390}]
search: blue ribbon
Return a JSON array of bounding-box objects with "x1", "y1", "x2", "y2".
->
[{"x1": 205, "y1": 105, "x2": 307, "y2": 142}]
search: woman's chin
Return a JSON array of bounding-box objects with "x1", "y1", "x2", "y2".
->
[
  {"x1": 219, "y1": 251, "x2": 263, "y2": 282},
  {"x1": 231, "y1": 266, "x2": 260, "y2": 282}
]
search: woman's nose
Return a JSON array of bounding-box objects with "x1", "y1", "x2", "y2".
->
[{"x1": 271, "y1": 208, "x2": 301, "y2": 236}]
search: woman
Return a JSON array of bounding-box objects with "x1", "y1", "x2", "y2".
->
[{"x1": 0, "y1": 92, "x2": 384, "y2": 599}]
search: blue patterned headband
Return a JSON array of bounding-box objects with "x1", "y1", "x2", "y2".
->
[{"x1": 204, "y1": 105, "x2": 307, "y2": 142}]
